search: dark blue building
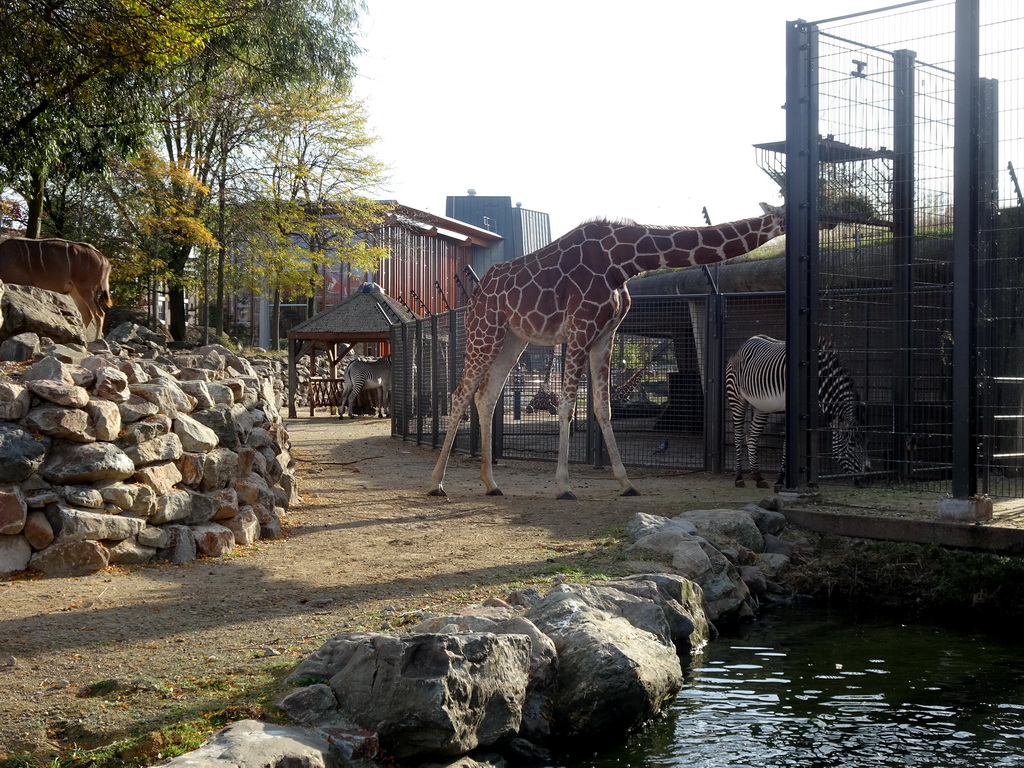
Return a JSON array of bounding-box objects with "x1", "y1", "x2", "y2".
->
[{"x1": 445, "y1": 192, "x2": 552, "y2": 275}]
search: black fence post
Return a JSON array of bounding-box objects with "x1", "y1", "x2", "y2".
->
[
  {"x1": 893, "y1": 47, "x2": 917, "y2": 481},
  {"x1": 430, "y1": 313, "x2": 441, "y2": 449},
  {"x1": 952, "y1": 0, "x2": 980, "y2": 499},
  {"x1": 784, "y1": 18, "x2": 821, "y2": 491}
]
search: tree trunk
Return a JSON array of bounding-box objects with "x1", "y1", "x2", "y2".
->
[
  {"x1": 167, "y1": 244, "x2": 192, "y2": 341},
  {"x1": 24, "y1": 168, "x2": 45, "y2": 238},
  {"x1": 272, "y1": 287, "x2": 282, "y2": 351}
]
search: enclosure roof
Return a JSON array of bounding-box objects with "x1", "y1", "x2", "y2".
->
[
  {"x1": 388, "y1": 205, "x2": 504, "y2": 248},
  {"x1": 286, "y1": 282, "x2": 416, "y2": 342}
]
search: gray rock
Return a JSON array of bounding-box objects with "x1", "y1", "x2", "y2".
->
[
  {"x1": 85, "y1": 398, "x2": 121, "y2": 441},
  {"x1": 20, "y1": 355, "x2": 73, "y2": 384},
  {"x1": 28, "y1": 539, "x2": 109, "y2": 576},
  {"x1": 287, "y1": 632, "x2": 531, "y2": 758},
  {"x1": 26, "y1": 379, "x2": 90, "y2": 407},
  {"x1": 0, "y1": 332, "x2": 39, "y2": 362},
  {"x1": 117, "y1": 415, "x2": 172, "y2": 446},
  {"x1": 1, "y1": 285, "x2": 87, "y2": 345},
  {"x1": 0, "y1": 534, "x2": 32, "y2": 575},
  {"x1": 160, "y1": 719, "x2": 333, "y2": 768},
  {"x1": 133, "y1": 461, "x2": 183, "y2": 496},
  {"x1": 155, "y1": 524, "x2": 197, "y2": 563},
  {"x1": 201, "y1": 448, "x2": 240, "y2": 491},
  {"x1": 118, "y1": 394, "x2": 160, "y2": 423},
  {"x1": 45, "y1": 504, "x2": 145, "y2": 542},
  {"x1": 409, "y1": 610, "x2": 557, "y2": 741},
  {"x1": 675, "y1": 509, "x2": 765, "y2": 553},
  {"x1": 122, "y1": 433, "x2": 184, "y2": 467},
  {"x1": 107, "y1": 538, "x2": 156, "y2": 565},
  {"x1": 130, "y1": 380, "x2": 196, "y2": 416},
  {"x1": 744, "y1": 503, "x2": 787, "y2": 536},
  {"x1": 92, "y1": 366, "x2": 131, "y2": 403},
  {"x1": 192, "y1": 404, "x2": 240, "y2": 447},
  {"x1": 178, "y1": 380, "x2": 215, "y2": 411},
  {"x1": 173, "y1": 413, "x2": 219, "y2": 452},
  {"x1": 223, "y1": 507, "x2": 260, "y2": 545},
  {"x1": 0, "y1": 380, "x2": 31, "y2": 420},
  {"x1": 525, "y1": 585, "x2": 683, "y2": 741},
  {"x1": 40, "y1": 441, "x2": 135, "y2": 484},
  {"x1": 151, "y1": 489, "x2": 193, "y2": 525},
  {"x1": 24, "y1": 404, "x2": 94, "y2": 442},
  {"x1": 0, "y1": 423, "x2": 49, "y2": 483}
]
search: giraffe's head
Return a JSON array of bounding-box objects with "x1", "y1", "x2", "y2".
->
[{"x1": 758, "y1": 202, "x2": 786, "y2": 237}]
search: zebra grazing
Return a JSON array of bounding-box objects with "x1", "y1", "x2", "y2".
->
[
  {"x1": 725, "y1": 334, "x2": 868, "y2": 489},
  {"x1": 339, "y1": 357, "x2": 393, "y2": 419}
]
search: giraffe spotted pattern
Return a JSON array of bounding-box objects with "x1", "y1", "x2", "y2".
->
[{"x1": 430, "y1": 204, "x2": 786, "y2": 500}]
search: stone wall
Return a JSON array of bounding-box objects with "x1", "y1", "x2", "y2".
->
[{"x1": 0, "y1": 332, "x2": 296, "y2": 577}]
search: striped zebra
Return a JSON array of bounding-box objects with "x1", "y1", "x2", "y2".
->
[
  {"x1": 339, "y1": 357, "x2": 393, "y2": 419},
  {"x1": 725, "y1": 335, "x2": 868, "y2": 489}
]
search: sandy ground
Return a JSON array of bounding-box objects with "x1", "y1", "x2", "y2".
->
[{"x1": 0, "y1": 413, "x2": 779, "y2": 758}]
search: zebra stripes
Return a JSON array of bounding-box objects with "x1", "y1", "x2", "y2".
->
[
  {"x1": 339, "y1": 357, "x2": 393, "y2": 419},
  {"x1": 725, "y1": 334, "x2": 867, "y2": 489}
]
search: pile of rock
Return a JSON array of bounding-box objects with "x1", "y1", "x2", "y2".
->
[
  {"x1": 0, "y1": 329, "x2": 296, "y2": 577},
  {"x1": 622, "y1": 503, "x2": 796, "y2": 624},
  {"x1": 162, "y1": 506, "x2": 802, "y2": 768}
]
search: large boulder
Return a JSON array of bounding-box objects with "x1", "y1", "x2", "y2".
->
[
  {"x1": 286, "y1": 632, "x2": 531, "y2": 759},
  {"x1": 0, "y1": 284, "x2": 87, "y2": 344},
  {"x1": 525, "y1": 584, "x2": 683, "y2": 743}
]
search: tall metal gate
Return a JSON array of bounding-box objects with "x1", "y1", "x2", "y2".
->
[{"x1": 780, "y1": 0, "x2": 1024, "y2": 498}]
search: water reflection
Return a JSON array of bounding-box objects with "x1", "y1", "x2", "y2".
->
[{"x1": 569, "y1": 608, "x2": 1024, "y2": 767}]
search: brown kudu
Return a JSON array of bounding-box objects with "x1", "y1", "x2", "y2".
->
[{"x1": 0, "y1": 237, "x2": 112, "y2": 341}]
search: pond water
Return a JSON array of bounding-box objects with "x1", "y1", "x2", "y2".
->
[{"x1": 565, "y1": 607, "x2": 1024, "y2": 767}]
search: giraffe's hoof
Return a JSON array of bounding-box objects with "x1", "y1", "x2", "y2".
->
[
  {"x1": 556, "y1": 491, "x2": 578, "y2": 501},
  {"x1": 427, "y1": 487, "x2": 448, "y2": 498},
  {"x1": 620, "y1": 487, "x2": 641, "y2": 497},
  {"x1": 735, "y1": 480, "x2": 746, "y2": 488},
  {"x1": 486, "y1": 488, "x2": 504, "y2": 497},
  {"x1": 756, "y1": 480, "x2": 770, "y2": 489}
]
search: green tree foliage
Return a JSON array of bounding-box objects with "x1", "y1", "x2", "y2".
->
[{"x1": 0, "y1": 0, "x2": 235, "y2": 235}]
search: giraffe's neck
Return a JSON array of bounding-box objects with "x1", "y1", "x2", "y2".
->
[{"x1": 610, "y1": 212, "x2": 783, "y2": 279}]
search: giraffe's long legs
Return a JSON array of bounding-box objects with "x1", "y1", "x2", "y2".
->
[
  {"x1": 475, "y1": 335, "x2": 529, "y2": 495},
  {"x1": 429, "y1": 358, "x2": 490, "y2": 497},
  {"x1": 589, "y1": 333, "x2": 638, "y2": 497},
  {"x1": 553, "y1": 345, "x2": 588, "y2": 500}
]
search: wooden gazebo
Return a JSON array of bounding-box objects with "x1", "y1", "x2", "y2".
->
[{"x1": 286, "y1": 283, "x2": 416, "y2": 417}]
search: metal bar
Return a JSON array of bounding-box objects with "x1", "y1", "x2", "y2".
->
[
  {"x1": 893, "y1": 47, "x2": 917, "y2": 481},
  {"x1": 784, "y1": 18, "x2": 820, "y2": 491},
  {"x1": 951, "y1": 0, "x2": 980, "y2": 498}
]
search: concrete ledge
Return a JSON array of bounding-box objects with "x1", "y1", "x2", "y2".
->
[{"x1": 781, "y1": 507, "x2": 1024, "y2": 555}]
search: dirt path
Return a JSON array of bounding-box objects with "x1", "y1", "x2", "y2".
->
[{"x1": 0, "y1": 415, "x2": 768, "y2": 757}]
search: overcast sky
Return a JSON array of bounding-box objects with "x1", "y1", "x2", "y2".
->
[{"x1": 351, "y1": 0, "x2": 894, "y2": 236}]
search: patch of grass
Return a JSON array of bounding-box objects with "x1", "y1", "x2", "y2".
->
[{"x1": 781, "y1": 535, "x2": 1024, "y2": 629}]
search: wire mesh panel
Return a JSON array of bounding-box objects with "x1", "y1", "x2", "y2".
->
[
  {"x1": 773, "y1": 1, "x2": 1024, "y2": 499},
  {"x1": 721, "y1": 293, "x2": 787, "y2": 480},
  {"x1": 394, "y1": 296, "x2": 716, "y2": 473}
]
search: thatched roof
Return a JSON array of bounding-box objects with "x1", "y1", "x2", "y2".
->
[{"x1": 287, "y1": 282, "x2": 415, "y2": 343}]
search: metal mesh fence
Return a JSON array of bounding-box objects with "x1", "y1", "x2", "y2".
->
[
  {"x1": 392, "y1": 1, "x2": 1024, "y2": 501},
  {"x1": 802, "y1": 1, "x2": 1023, "y2": 497}
]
